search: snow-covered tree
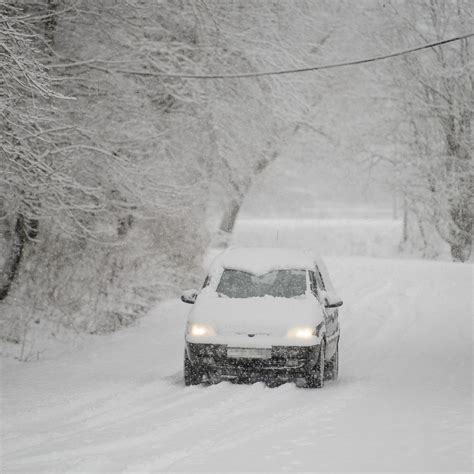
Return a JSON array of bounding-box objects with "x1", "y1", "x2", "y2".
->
[
  {"x1": 1, "y1": 0, "x2": 341, "y2": 350},
  {"x1": 365, "y1": 0, "x2": 473, "y2": 260}
]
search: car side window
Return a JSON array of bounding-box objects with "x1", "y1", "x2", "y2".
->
[
  {"x1": 308, "y1": 271, "x2": 319, "y2": 297},
  {"x1": 314, "y1": 266, "x2": 326, "y2": 290}
]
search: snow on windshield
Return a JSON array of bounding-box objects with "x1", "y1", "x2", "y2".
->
[
  {"x1": 216, "y1": 269, "x2": 307, "y2": 298},
  {"x1": 210, "y1": 247, "x2": 317, "y2": 274}
]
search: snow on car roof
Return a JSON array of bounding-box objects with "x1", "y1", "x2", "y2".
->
[{"x1": 210, "y1": 247, "x2": 321, "y2": 275}]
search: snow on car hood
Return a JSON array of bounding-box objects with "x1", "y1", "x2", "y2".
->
[{"x1": 188, "y1": 293, "x2": 323, "y2": 337}]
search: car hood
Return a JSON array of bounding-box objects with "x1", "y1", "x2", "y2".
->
[{"x1": 188, "y1": 294, "x2": 323, "y2": 337}]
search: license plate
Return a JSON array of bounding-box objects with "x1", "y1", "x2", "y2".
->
[{"x1": 227, "y1": 347, "x2": 272, "y2": 359}]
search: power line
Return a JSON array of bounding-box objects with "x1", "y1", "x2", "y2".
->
[{"x1": 142, "y1": 32, "x2": 473, "y2": 80}]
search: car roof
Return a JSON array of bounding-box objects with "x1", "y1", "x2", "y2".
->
[{"x1": 210, "y1": 247, "x2": 322, "y2": 274}]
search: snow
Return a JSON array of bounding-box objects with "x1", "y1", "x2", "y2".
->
[
  {"x1": 2, "y1": 255, "x2": 472, "y2": 472},
  {"x1": 232, "y1": 218, "x2": 404, "y2": 258},
  {"x1": 209, "y1": 247, "x2": 320, "y2": 275}
]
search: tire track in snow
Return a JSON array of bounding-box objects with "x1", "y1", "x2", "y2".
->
[
  {"x1": 5, "y1": 379, "x2": 279, "y2": 471},
  {"x1": 124, "y1": 379, "x2": 366, "y2": 472}
]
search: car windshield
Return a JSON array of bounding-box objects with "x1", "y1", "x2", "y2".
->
[{"x1": 216, "y1": 269, "x2": 307, "y2": 298}]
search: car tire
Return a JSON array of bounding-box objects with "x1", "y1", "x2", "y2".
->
[
  {"x1": 305, "y1": 342, "x2": 325, "y2": 388},
  {"x1": 325, "y1": 340, "x2": 339, "y2": 381},
  {"x1": 184, "y1": 350, "x2": 202, "y2": 386}
]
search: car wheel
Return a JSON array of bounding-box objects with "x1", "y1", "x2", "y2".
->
[
  {"x1": 305, "y1": 342, "x2": 325, "y2": 388},
  {"x1": 184, "y1": 350, "x2": 202, "y2": 386},
  {"x1": 325, "y1": 340, "x2": 339, "y2": 381}
]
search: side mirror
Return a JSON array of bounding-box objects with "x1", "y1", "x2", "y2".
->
[
  {"x1": 322, "y1": 290, "x2": 343, "y2": 308},
  {"x1": 181, "y1": 289, "x2": 198, "y2": 304}
]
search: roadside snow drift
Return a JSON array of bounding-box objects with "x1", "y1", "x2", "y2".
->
[{"x1": 2, "y1": 257, "x2": 472, "y2": 472}]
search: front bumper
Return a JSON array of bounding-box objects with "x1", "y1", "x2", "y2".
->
[{"x1": 186, "y1": 342, "x2": 319, "y2": 381}]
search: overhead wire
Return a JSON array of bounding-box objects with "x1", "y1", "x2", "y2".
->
[{"x1": 140, "y1": 32, "x2": 474, "y2": 80}]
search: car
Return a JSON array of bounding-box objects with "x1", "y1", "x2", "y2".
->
[{"x1": 181, "y1": 247, "x2": 343, "y2": 388}]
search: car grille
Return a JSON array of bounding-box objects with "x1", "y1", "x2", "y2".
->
[{"x1": 187, "y1": 343, "x2": 316, "y2": 370}]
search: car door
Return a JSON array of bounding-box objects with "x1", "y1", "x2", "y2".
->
[
  {"x1": 309, "y1": 270, "x2": 332, "y2": 357},
  {"x1": 314, "y1": 266, "x2": 339, "y2": 359}
]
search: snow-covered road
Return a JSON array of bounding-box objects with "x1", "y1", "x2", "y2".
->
[{"x1": 2, "y1": 256, "x2": 472, "y2": 472}]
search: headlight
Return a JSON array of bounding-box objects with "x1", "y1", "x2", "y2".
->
[
  {"x1": 287, "y1": 326, "x2": 316, "y2": 339},
  {"x1": 188, "y1": 323, "x2": 216, "y2": 337}
]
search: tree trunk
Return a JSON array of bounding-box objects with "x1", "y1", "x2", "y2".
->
[
  {"x1": 0, "y1": 215, "x2": 28, "y2": 301},
  {"x1": 44, "y1": 0, "x2": 59, "y2": 45},
  {"x1": 447, "y1": 147, "x2": 472, "y2": 262},
  {"x1": 218, "y1": 157, "x2": 273, "y2": 235},
  {"x1": 449, "y1": 194, "x2": 472, "y2": 262},
  {"x1": 219, "y1": 199, "x2": 241, "y2": 234},
  {"x1": 402, "y1": 197, "x2": 409, "y2": 244}
]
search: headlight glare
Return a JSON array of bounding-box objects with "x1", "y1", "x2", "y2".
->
[
  {"x1": 188, "y1": 323, "x2": 216, "y2": 337},
  {"x1": 287, "y1": 326, "x2": 316, "y2": 339}
]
